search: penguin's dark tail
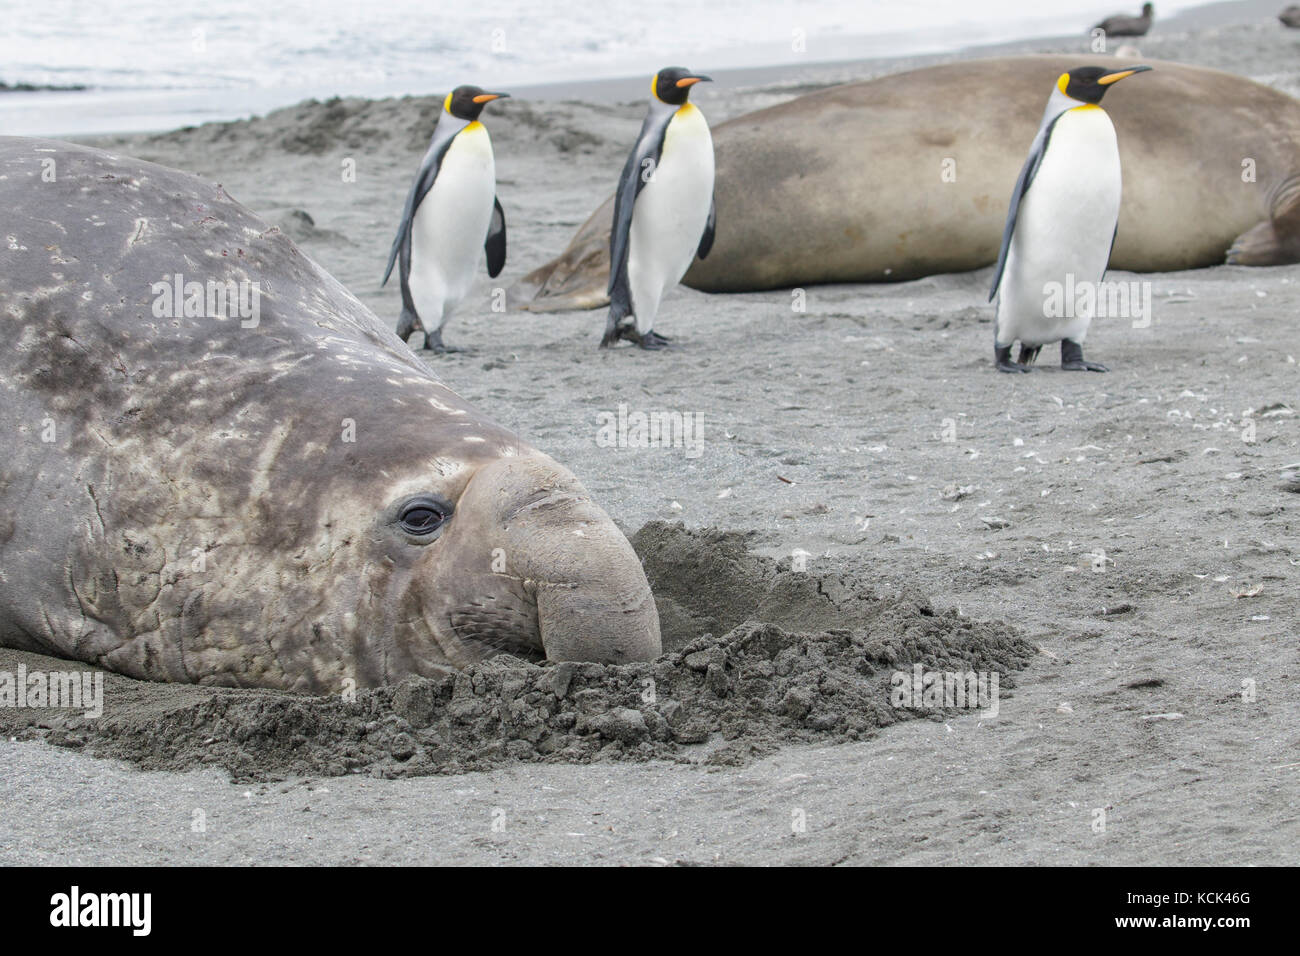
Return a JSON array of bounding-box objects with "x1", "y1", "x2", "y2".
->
[
  {"x1": 396, "y1": 306, "x2": 423, "y2": 345},
  {"x1": 601, "y1": 283, "x2": 634, "y2": 348},
  {"x1": 600, "y1": 311, "x2": 624, "y2": 348}
]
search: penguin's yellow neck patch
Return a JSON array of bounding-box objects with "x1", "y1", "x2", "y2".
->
[
  {"x1": 676, "y1": 102, "x2": 698, "y2": 117},
  {"x1": 1072, "y1": 103, "x2": 1102, "y2": 111},
  {"x1": 463, "y1": 121, "x2": 485, "y2": 134}
]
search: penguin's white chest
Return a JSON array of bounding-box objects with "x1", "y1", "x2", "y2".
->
[
  {"x1": 409, "y1": 123, "x2": 496, "y2": 323},
  {"x1": 998, "y1": 106, "x2": 1122, "y2": 346},
  {"x1": 627, "y1": 104, "x2": 714, "y2": 329}
]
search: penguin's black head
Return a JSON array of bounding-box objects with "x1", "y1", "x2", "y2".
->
[
  {"x1": 653, "y1": 67, "x2": 713, "y2": 106},
  {"x1": 445, "y1": 85, "x2": 511, "y2": 121},
  {"x1": 1057, "y1": 65, "x2": 1152, "y2": 104}
]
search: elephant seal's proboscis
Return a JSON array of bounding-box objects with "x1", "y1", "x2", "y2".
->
[
  {"x1": 0, "y1": 137, "x2": 660, "y2": 692},
  {"x1": 511, "y1": 55, "x2": 1300, "y2": 311}
]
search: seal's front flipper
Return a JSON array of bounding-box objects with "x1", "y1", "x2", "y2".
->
[
  {"x1": 1061, "y1": 339, "x2": 1108, "y2": 372},
  {"x1": 995, "y1": 345, "x2": 1031, "y2": 373},
  {"x1": 1227, "y1": 175, "x2": 1300, "y2": 265},
  {"x1": 1227, "y1": 221, "x2": 1294, "y2": 265},
  {"x1": 396, "y1": 306, "x2": 424, "y2": 346}
]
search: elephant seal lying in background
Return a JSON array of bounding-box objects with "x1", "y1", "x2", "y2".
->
[
  {"x1": 0, "y1": 137, "x2": 660, "y2": 692},
  {"x1": 512, "y1": 55, "x2": 1300, "y2": 311}
]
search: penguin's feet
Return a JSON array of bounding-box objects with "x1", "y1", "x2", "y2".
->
[
  {"x1": 423, "y1": 329, "x2": 464, "y2": 354},
  {"x1": 995, "y1": 345, "x2": 1031, "y2": 373},
  {"x1": 1017, "y1": 344, "x2": 1041, "y2": 367},
  {"x1": 1060, "y1": 339, "x2": 1108, "y2": 372},
  {"x1": 600, "y1": 321, "x2": 670, "y2": 350}
]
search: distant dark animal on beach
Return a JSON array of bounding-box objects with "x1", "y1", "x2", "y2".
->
[
  {"x1": 1094, "y1": 3, "x2": 1154, "y2": 36},
  {"x1": 1280, "y1": 6, "x2": 1300, "y2": 28},
  {"x1": 0, "y1": 80, "x2": 88, "y2": 93}
]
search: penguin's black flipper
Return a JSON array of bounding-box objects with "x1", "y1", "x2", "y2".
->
[
  {"x1": 697, "y1": 194, "x2": 716, "y2": 259},
  {"x1": 1101, "y1": 222, "x2": 1119, "y2": 280},
  {"x1": 989, "y1": 117, "x2": 1060, "y2": 302},
  {"x1": 485, "y1": 196, "x2": 507, "y2": 278},
  {"x1": 608, "y1": 106, "x2": 676, "y2": 308},
  {"x1": 382, "y1": 137, "x2": 453, "y2": 287}
]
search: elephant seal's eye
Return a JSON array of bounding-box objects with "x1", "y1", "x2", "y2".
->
[{"x1": 397, "y1": 495, "x2": 453, "y2": 538}]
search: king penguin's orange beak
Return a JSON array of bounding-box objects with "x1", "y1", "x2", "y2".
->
[{"x1": 1098, "y1": 65, "x2": 1152, "y2": 85}]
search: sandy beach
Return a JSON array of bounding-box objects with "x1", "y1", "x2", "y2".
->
[{"x1": 1, "y1": 8, "x2": 1298, "y2": 865}]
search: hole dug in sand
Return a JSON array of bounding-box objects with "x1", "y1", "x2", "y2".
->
[{"x1": 0, "y1": 523, "x2": 1034, "y2": 782}]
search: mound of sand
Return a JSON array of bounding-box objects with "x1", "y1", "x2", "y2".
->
[{"x1": 0, "y1": 524, "x2": 1033, "y2": 782}]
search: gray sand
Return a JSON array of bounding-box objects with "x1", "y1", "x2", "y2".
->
[
  {"x1": 2, "y1": 17, "x2": 1298, "y2": 865},
  {"x1": 0, "y1": 524, "x2": 1033, "y2": 781}
]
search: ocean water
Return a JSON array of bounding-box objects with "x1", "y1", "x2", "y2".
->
[{"x1": 0, "y1": 0, "x2": 1209, "y2": 135}]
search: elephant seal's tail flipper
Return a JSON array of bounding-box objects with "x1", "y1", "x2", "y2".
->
[
  {"x1": 507, "y1": 197, "x2": 615, "y2": 313},
  {"x1": 1227, "y1": 173, "x2": 1300, "y2": 266}
]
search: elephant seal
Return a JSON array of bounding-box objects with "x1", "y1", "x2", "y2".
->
[
  {"x1": 0, "y1": 137, "x2": 660, "y2": 692},
  {"x1": 512, "y1": 55, "x2": 1300, "y2": 311}
]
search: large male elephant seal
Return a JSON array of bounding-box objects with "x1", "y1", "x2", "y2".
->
[
  {"x1": 512, "y1": 55, "x2": 1300, "y2": 310},
  {"x1": 0, "y1": 137, "x2": 660, "y2": 692}
]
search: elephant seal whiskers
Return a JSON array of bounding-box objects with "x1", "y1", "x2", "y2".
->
[{"x1": 0, "y1": 137, "x2": 660, "y2": 692}]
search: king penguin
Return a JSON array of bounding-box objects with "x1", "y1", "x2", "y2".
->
[
  {"x1": 602, "y1": 67, "x2": 716, "y2": 350},
  {"x1": 382, "y1": 85, "x2": 509, "y2": 352},
  {"x1": 989, "y1": 65, "x2": 1151, "y2": 373}
]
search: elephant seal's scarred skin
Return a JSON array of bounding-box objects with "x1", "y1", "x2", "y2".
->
[
  {"x1": 0, "y1": 137, "x2": 660, "y2": 692},
  {"x1": 512, "y1": 55, "x2": 1300, "y2": 310}
]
